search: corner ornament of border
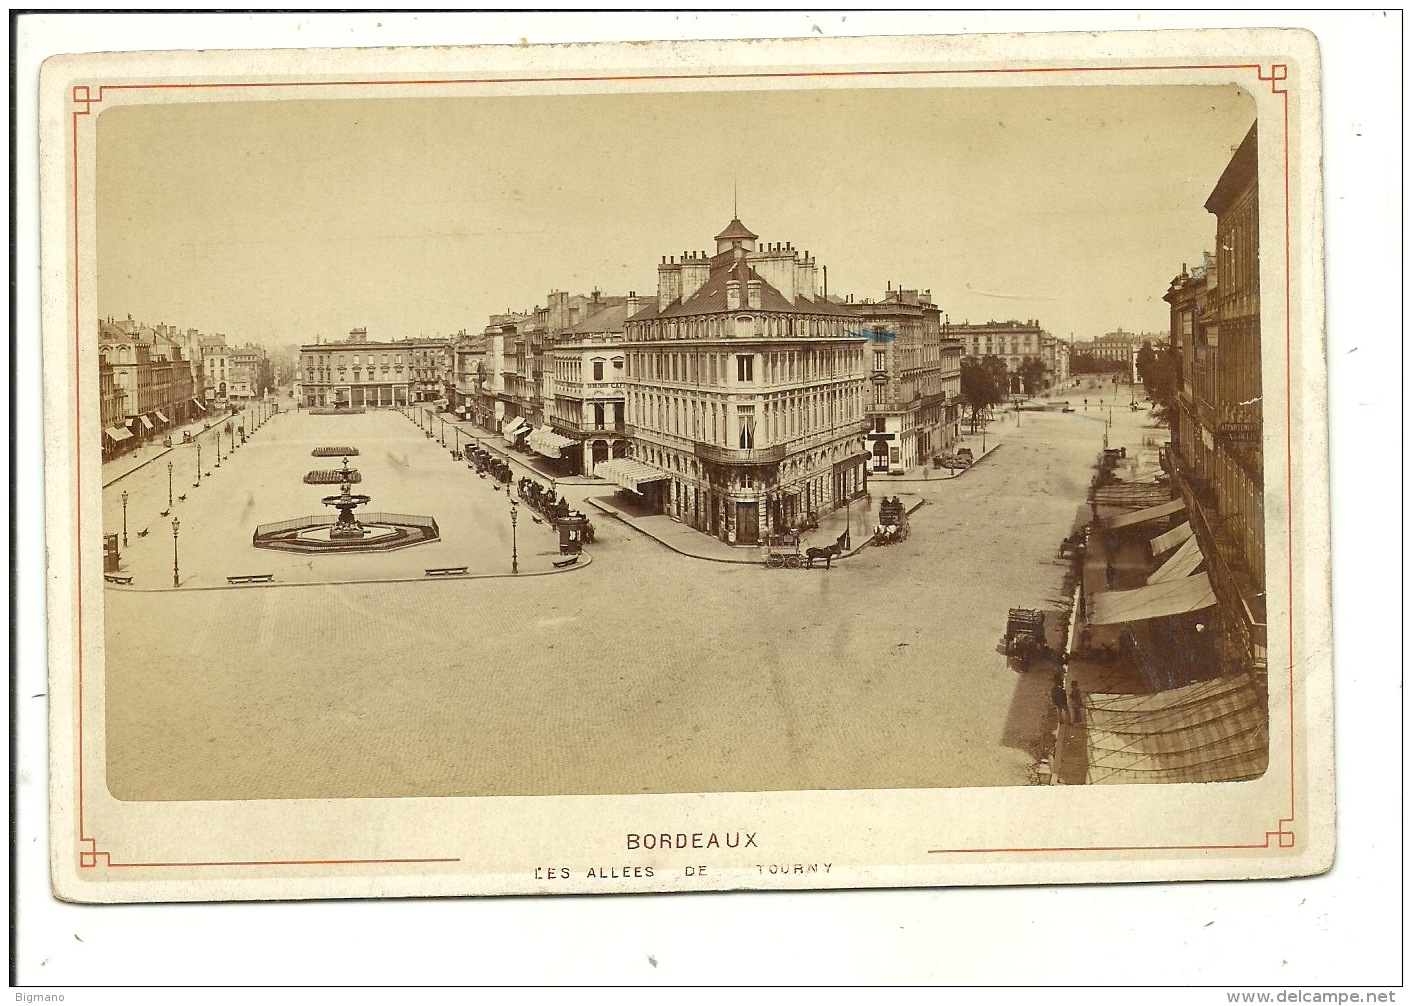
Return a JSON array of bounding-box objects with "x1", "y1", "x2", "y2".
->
[
  {"x1": 1265, "y1": 818, "x2": 1296, "y2": 850},
  {"x1": 1258, "y1": 64, "x2": 1288, "y2": 94},
  {"x1": 72, "y1": 84, "x2": 104, "y2": 116},
  {"x1": 79, "y1": 837, "x2": 112, "y2": 869}
]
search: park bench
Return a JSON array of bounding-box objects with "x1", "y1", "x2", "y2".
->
[
  {"x1": 103, "y1": 573, "x2": 133, "y2": 585},
  {"x1": 551, "y1": 556, "x2": 579, "y2": 569},
  {"x1": 424, "y1": 566, "x2": 469, "y2": 577},
  {"x1": 226, "y1": 573, "x2": 275, "y2": 584}
]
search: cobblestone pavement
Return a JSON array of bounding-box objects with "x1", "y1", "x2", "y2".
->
[{"x1": 103, "y1": 404, "x2": 1161, "y2": 800}]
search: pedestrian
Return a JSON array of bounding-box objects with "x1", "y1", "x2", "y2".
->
[
  {"x1": 1105, "y1": 560, "x2": 1116, "y2": 590},
  {"x1": 1068, "y1": 681, "x2": 1084, "y2": 725},
  {"x1": 1051, "y1": 681, "x2": 1069, "y2": 724},
  {"x1": 1080, "y1": 627, "x2": 1092, "y2": 654}
]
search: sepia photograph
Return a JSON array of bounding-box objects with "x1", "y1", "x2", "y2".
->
[{"x1": 38, "y1": 26, "x2": 1332, "y2": 905}]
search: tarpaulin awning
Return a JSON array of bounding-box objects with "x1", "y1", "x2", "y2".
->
[
  {"x1": 104, "y1": 425, "x2": 133, "y2": 442},
  {"x1": 191, "y1": 398, "x2": 206, "y2": 411},
  {"x1": 1150, "y1": 520, "x2": 1194, "y2": 555},
  {"x1": 1107, "y1": 497, "x2": 1183, "y2": 530},
  {"x1": 137, "y1": 414, "x2": 154, "y2": 430},
  {"x1": 1148, "y1": 534, "x2": 1205, "y2": 585},
  {"x1": 1082, "y1": 674, "x2": 1269, "y2": 785},
  {"x1": 1088, "y1": 572, "x2": 1216, "y2": 626},
  {"x1": 528, "y1": 428, "x2": 576, "y2": 459},
  {"x1": 501, "y1": 417, "x2": 528, "y2": 444},
  {"x1": 594, "y1": 457, "x2": 671, "y2": 494},
  {"x1": 154, "y1": 409, "x2": 169, "y2": 424}
]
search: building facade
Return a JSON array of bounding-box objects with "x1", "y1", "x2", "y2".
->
[
  {"x1": 545, "y1": 295, "x2": 633, "y2": 476},
  {"x1": 1164, "y1": 121, "x2": 1265, "y2": 680},
  {"x1": 615, "y1": 217, "x2": 867, "y2": 546},
  {"x1": 298, "y1": 329, "x2": 415, "y2": 408},
  {"x1": 846, "y1": 286, "x2": 959, "y2": 473},
  {"x1": 945, "y1": 318, "x2": 1052, "y2": 393}
]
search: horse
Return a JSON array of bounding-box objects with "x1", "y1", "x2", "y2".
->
[{"x1": 804, "y1": 530, "x2": 851, "y2": 569}]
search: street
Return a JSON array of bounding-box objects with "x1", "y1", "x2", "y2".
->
[{"x1": 103, "y1": 396, "x2": 1150, "y2": 800}]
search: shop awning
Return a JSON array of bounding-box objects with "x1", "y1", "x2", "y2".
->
[
  {"x1": 1147, "y1": 534, "x2": 1205, "y2": 585},
  {"x1": 191, "y1": 398, "x2": 206, "y2": 411},
  {"x1": 778, "y1": 486, "x2": 802, "y2": 498},
  {"x1": 594, "y1": 457, "x2": 671, "y2": 495},
  {"x1": 502, "y1": 417, "x2": 529, "y2": 444},
  {"x1": 1107, "y1": 497, "x2": 1183, "y2": 530},
  {"x1": 1088, "y1": 572, "x2": 1216, "y2": 626},
  {"x1": 528, "y1": 428, "x2": 576, "y2": 459},
  {"x1": 104, "y1": 425, "x2": 133, "y2": 442},
  {"x1": 137, "y1": 414, "x2": 154, "y2": 430},
  {"x1": 1083, "y1": 674, "x2": 1269, "y2": 785},
  {"x1": 455, "y1": 406, "x2": 467, "y2": 415},
  {"x1": 154, "y1": 409, "x2": 169, "y2": 424},
  {"x1": 1150, "y1": 520, "x2": 1194, "y2": 555}
]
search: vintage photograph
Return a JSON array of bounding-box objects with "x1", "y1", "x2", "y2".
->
[
  {"x1": 40, "y1": 29, "x2": 1330, "y2": 901},
  {"x1": 93, "y1": 83, "x2": 1264, "y2": 800}
]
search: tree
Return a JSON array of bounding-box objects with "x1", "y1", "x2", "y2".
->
[
  {"x1": 960, "y1": 355, "x2": 1006, "y2": 433},
  {"x1": 1135, "y1": 341, "x2": 1179, "y2": 427},
  {"x1": 1018, "y1": 356, "x2": 1048, "y2": 395}
]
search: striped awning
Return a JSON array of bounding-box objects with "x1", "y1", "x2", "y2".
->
[
  {"x1": 104, "y1": 425, "x2": 133, "y2": 442},
  {"x1": 137, "y1": 414, "x2": 154, "y2": 430},
  {"x1": 1107, "y1": 497, "x2": 1183, "y2": 530},
  {"x1": 154, "y1": 409, "x2": 169, "y2": 424},
  {"x1": 1088, "y1": 572, "x2": 1217, "y2": 626},
  {"x1": 1148, "y1": 534, "x2": 1205, "y2": 585},
  {"x1": 1150, "y1": 521, "x2": 1194, "y2": 555},
  {"x1": 1083, "y1": 674, "x2": 1269, "y2": 785},
  {"x1": 594, "y1": 457, "x2": 671, "y2": 494},
  {"x1": 528, "y1": 428, "x2": 576, "y2": 459}
]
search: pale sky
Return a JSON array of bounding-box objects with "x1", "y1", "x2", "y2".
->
[{"x1": 96, "y1": 83, "x2": 1255, "y2": 347}]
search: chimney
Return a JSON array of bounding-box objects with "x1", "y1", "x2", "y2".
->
[
  {"x1": 746, "y1": 279, "x2": 762, "y2": 309},
  {"x1": 726, "y1": 279, "x2": 741, "y2": 311},
  {"x1": 627, "y1": 291, "x2": 641, "y2": 317}
]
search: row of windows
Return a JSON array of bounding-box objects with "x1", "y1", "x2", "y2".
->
[
  {"x1": 555, "y1": 356, "x2": 626, "y2": 383},
  {"x1": 625, "y1": 348, "x2": 861, "y2": 387},
  {"x1": 627, "y1": 314, "x2": 849, "y2": 342},
  {"x1": 628, "y1": 385, "x2": 862, "y2": 449}
]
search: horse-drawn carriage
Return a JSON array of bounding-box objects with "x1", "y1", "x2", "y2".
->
[
  {"x1": 872, "y1": 496, "x2": 910, "y2": 545},
  {"x1": 1004, "y1": 608, "x2": 1047, "y2": 665},
  {"x1": 762, "y1": 529, "x2": 849, "y2": 570}
]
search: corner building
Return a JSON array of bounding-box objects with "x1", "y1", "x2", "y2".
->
[{"x1": 618, "y1": 218, "x2": 867, "y2": 546}]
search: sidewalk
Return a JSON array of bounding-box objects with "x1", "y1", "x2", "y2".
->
[
  {"x1": 407, "y1": 405, "x2": 600, "y2": 486},
  {"x1": 101, "y1": 405, "x2": 247, "y2": 487},
  {"x1": 872, "y1": 412, "x2": 1016, "y2": 482},
  {"x1": 587, "y1": 488, "x2": 921, "y2": 564}
]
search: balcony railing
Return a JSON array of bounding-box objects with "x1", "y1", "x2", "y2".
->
[{"x1": 693, "y1": 441, "x2": 786, "y2": 465}]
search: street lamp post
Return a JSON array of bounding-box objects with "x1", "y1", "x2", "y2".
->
[
  {"x1": 121, "y1": 490, "x2": 129, "y2": 546},
  {"x1": 171, "y1": 516, "x2": 181, "y2": 588},
  {"x1": 215, "y1": 428, "x2": 221, "y2": 468},
  {"x1": 167, "y1": 460, "x2": 173, "y2": 507},
  {"x1": 510, "y1": 499, "x2": 519, "y2": 574},
  {"x1": 196, "y1": 442, "x2": 202, "y2": 486}
]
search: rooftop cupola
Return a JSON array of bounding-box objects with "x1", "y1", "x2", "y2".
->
[{"x1": 714, "y1": 217, "x2": 758, "y2": 256}]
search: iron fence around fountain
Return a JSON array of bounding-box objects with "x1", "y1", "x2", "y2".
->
[{"x1": 251, "y1": 512, "x2": 439, "y2": 545}]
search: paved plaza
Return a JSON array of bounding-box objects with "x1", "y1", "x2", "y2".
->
[
  {"x1": 102, "y1": 408, "x2": 561, "y2": 588},
  {"x1": 103, "y1": 389, "x2": 1159, "y2": 800}
]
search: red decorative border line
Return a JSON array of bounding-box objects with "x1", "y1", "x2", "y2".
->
[{"x1": 69, "y1": 62, "x2": 1297, "y2": 873}]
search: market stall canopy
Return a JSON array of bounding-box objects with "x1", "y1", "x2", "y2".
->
[
  {"x1": 1150, "y1": 520, "x2": 1194, "y2": 555},
  {"x1": 1082, "y1": 674, "x2": 1269, "y2": 784},
  {"x1": 1147, "y1": 534, "x2": 1205, "y2": 585},
  {"x1": 527, "y1": 428, "x2": 575, "y2": 459},
  {"x1": 1107, "y1": 497, "x2": 1184, "y2": 530},
  {"x1": 1088, "y1": 572, "x2": 1216, "y2": 626},
  {"x1": 593, "y1": 457, "x2": 671, "y2": 495}
]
